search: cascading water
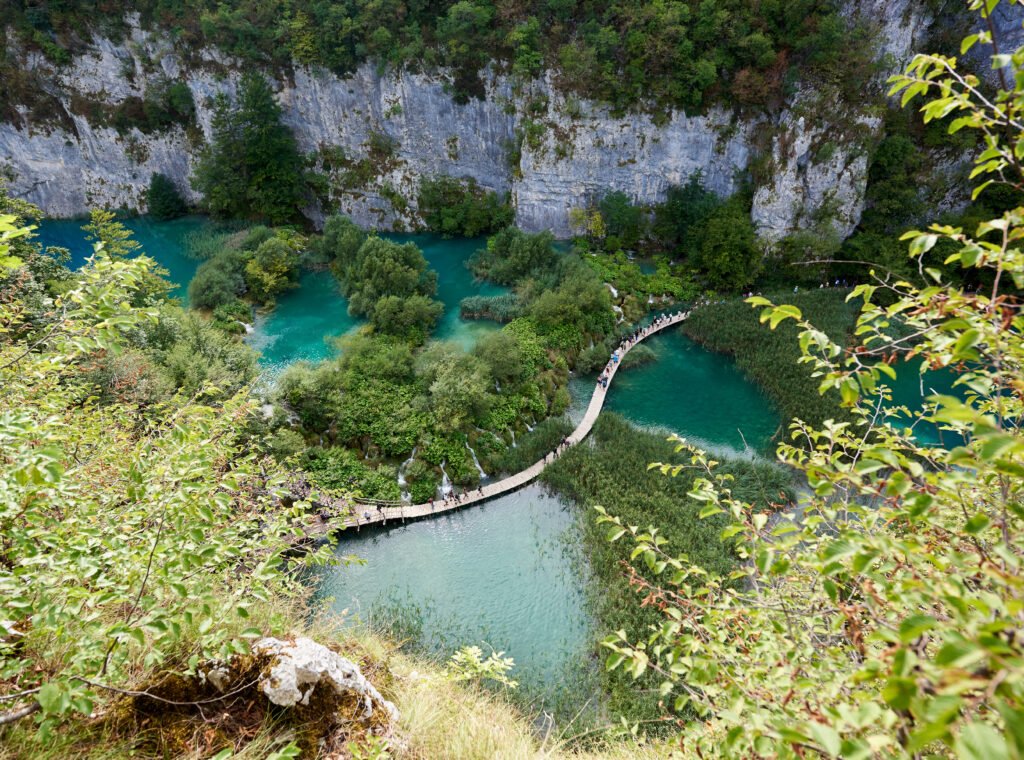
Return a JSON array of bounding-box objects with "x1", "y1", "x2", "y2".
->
[
  {"x1": 509, "y1": 429, "x2": 517, "y2": 448},
  {"x1": 465, "y1": 441, "x2": 487, "y2": 480},
  {"x1": 437, "y1": 461, "x2": 453, "y2": 500},
  {"x1": 397, "y1": 446, "x2": 417, "y2": 502},
  {"x1": 237, "y1": 320, "x2": 255, "y2": 334}
]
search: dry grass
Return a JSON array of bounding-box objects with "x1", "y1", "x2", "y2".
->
[{"x1": 1, "y1": 601, "x2": 675, "y2": 759}]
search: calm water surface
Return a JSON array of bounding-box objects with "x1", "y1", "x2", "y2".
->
[
  {"x1": 34, "y1": 215, "x2": 205, "y2": 299},
  {"x1": 318, "y1": 483, "x2": 590, "y2": 685},
  {"x1": 251, "y1": 233, "x2": 505, "y2": 372},
  {"x1": 571, "y1": 328, "x2": 782, "y2": 456}
]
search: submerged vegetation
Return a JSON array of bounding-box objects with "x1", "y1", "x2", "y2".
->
[{"x1": 681, "y1": 287, "x2": 861, "y2": 429}]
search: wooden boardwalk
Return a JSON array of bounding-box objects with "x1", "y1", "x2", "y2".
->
[{"x1": 301, "y1": 311, "x2": 690, "y2": 537}]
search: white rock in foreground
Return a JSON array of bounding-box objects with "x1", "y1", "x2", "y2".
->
[{"x1": 253, "y1": 636, "x2": 399, "y2": 723}]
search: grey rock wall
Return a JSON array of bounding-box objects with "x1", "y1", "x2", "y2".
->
[{"x1": 0, "y1": 2, "x2": 950, "y2": 241}]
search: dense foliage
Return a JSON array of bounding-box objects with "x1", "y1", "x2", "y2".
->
[
  {"x1": 543, "y1": 414, "x2": 793, "y2": 723},
  {"x1": 320, "y1": 215, "x2": 444, "y2": 343},
  {"x1": 602, "y1": 12, "x2": 1024, "y2": 755},
  {"x1": 468, "y1": 226, "x2": 558, "y2": 285},
  {"x1": 570, "y1": 177, "x2": 763, "y2": 298},
  {"x1": 417, "y1": 175, "x2": 513, "y2": 238},
  {"x1": 5, "y1": 0, "x2": 876, "y2": 113},
  {"x1": 0, "y1": 200, "x2": 329, "y2": 744},
  {"x1": 192, "y1": 72, "x2": 308, "y2": 224},
  {"x1": 145, "y1": 173, "x2": 187, "y2": 220},
  {"x1": 267, "y1": 219, "x2": 616, "y2": 496},
  {"x1": 188, "y1": 225, "x2": 303, "y2": 311}
]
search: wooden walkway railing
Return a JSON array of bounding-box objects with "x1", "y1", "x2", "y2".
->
[{"x1": 300, "y1": 310, "x2": 690, "y2": 537}]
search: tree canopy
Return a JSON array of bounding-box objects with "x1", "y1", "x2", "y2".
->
[{"x1": 192, "y1": 72, "x2": 307, "y2": 224}]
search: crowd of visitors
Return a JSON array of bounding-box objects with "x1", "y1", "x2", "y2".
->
[{"x1": 597, "y1": 310, "x2": 687, "y2": 391}]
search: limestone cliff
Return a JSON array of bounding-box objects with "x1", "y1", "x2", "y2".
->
[{"x1": 0, "y1": 3, "x2": 947, "y2": 240}]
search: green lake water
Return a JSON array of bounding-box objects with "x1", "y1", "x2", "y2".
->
[{"x1": 316, "y1": 483, "x2": 590, "y2": 688}]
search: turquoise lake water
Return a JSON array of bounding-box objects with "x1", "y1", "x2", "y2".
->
[
  {"x1": 247, "y1": 232, "x2": 506, "y2": 375},
  {"x1": 33, "y1": 216, "x2": 206, "y2": 299},
  {"x1": 315, "y1": 483, "x2": 590, "y2": 688}
]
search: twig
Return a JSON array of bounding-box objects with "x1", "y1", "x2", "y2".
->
[
  {"x1": 0, "y1": 701, "x2": 40, "y2": 726},
  {"x1": 72, "y1": 676, "x2": 261, "y2": 707}
]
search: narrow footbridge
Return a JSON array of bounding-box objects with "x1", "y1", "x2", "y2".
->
[{"x1": 300, "y1": 310, "x2": 689, "y2": 537}]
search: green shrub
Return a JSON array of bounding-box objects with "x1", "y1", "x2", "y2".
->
[
  {"x1": 146, "y1": 172, "x2": 187, "y2": 220},
  {"x1": 243, "y1": 236, "x2": 300, "y2": 304},
  {"x1": 301, "y1": 446, "x2": 401, "y2": 500},
  {"x1": 417, "y1": 175, "x2": 514, "y2": 238},
  {"x1": 371, "y1": 293, "x2": 444, "y2": 343},
  {"x1": 469, "y1": 227, "x2": 558, "y2": 285},
  {"x1": 187, "y1": 249, "x2": 246, "y2": 310},
  {"x1": 691, "y1": 197, "x2": 762, "y2": 290}
]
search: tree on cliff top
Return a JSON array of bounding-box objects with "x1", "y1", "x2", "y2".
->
[{"x1": 192, "y1": 73, "x2": 307, "y2": 225}]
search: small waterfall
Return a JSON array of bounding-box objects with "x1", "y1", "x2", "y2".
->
[
  {"x1": 605, "y1": 282, "x2": 619, "y2": 298},
  {"x1": 397, "y1": 446, "x2": 417, "y2": 502},
  {"x1": 525, "y1": 418, "x2": 535, "y2": 432},
  {"x1": 438, "y1": 460, "x2": 453, "y2": 500},
  {"x1": 465, "y1": 441, "x2": 487, "y2": 480},
  {"x1": 495, "y1": 379, "x2": 501, "y2": 393},
  {"x1": 509, "y1": 429, "x2": 517, "y2": 448},
  {"x1": 237, "y1": 320, "x2": 254, "y2": 334}
]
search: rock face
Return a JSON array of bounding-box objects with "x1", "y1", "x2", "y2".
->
[
  {"x1": 252, "y1": 636, "x2": 399, "y2": 723},
  {"x1": 0, "y1": 2, "x2": 945, "y2": 240}
]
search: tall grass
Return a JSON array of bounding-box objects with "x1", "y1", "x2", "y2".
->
[
  {"x1": 543, "y1": 413, "x2": 794, "y2": 725},
  {"x1": 460, "y1": 293, "x2": 524, "y2": 322},
  {"x1": 681, "y1": 288, "x2": 860, "y2": 430},
  {"x1": 181, "y1": 220, "x2": 250, "y2": 260}
]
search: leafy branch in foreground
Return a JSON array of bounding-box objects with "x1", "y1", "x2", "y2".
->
[
  {"x1": 0, "y1": 240, "x2": 335, "y2": 739},
  {"x1": 598, "y1": 4, "x2": 1024, "y2": 757}
]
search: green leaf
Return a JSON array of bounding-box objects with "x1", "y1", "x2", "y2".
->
[
  {"x1": 955, "y1": 722, "x2": 1011, "y2": 760},
  {"x1": 898, "y1": 614, "x2": 937, "y2": 643},
  {"x1": 808, "y1": 722, "x2": 842, "y2": 758},
  {"x1": 36, "y1": 683, "x2": 66, "y2": 716}
]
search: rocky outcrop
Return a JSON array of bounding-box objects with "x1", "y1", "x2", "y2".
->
[
  {"x1": 0, "y1": 3, "x2": 951, "y2": 240},
  {"x1": 252, "y1": 636, "x2": 399, "y2": 723}
]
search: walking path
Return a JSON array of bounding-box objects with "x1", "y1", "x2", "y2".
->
[{"x1": 301, "y1": 310, "x2": 690, "y2": 537}]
